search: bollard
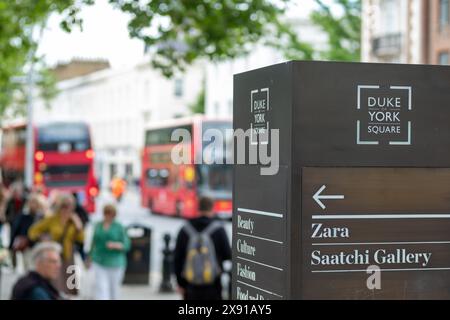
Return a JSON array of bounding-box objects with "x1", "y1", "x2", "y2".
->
[
  {"x1": 224, "y1": 261, "x2": 232, "y2": 300},
  {"x1": 159, "y1": 233, "x2": 174, "y2": 293}
]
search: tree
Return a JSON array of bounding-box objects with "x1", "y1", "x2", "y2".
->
[
  {"x1": 275, "y1": 0, "x2": 361, "y2": 62},
  {"x1": 265, "y1": 20, "x2": 315, "y2": 61},
  {"x1": 0, "y1": 0, "x2": 94, "y2": 118},
  {"x1": 311, "y1": 0, "x2": 361, "y2": 61},
  {"x1": 0, "y1": 0, "x2": 290, "y2": 118},
  {"x1": 189, "y1": 81, "x2": 205, "y2": 115}
]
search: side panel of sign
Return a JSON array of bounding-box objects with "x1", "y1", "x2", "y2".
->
[{"x1": 232, "y1": 165, "x2": 288, "y2": 300}]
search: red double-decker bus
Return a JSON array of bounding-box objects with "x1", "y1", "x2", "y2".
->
[
  {"x1": 141, "y1": 116, "x2": 232, "y2": 219},
  {"x1": 0, "y1": 121, "x2": 98, "y2": 212}
]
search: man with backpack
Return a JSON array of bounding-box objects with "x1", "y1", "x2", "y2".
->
[{"x1": 174, "y1": 196, "x2": 231, "y2": 300}]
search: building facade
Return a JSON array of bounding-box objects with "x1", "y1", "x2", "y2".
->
[
  {"x1": 34, "y1": 61, "x2": 204, "y2": 189},
  {"x1": 362, "y1": 0, "x2": 450, "y2": 65},
  {"x1": 362, "y1": 0, "x2": 426, "y2": 64},
  {"x1": 429, "y1": 0, "x2": 450, "y2": 64}
]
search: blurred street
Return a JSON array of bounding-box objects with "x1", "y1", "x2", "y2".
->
[{"x1": 4, "y1": 0, "x2": 448, "y2": 303}]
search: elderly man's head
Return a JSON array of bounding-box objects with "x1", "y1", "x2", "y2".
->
[{"x1": 31, "y1": 242, "x2": 62, "y2": 281}]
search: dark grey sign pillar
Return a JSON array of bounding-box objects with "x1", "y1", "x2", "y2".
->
[{"x1": 232, "y1": 61, "x2": 450, "y2": 300}]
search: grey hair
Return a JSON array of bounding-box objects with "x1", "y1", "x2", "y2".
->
[
  {"x1": 9, "y1": 180, "x2": 24, "y2": 193},
  {"x1": 31, "y1": 242, "x2": 62, "y2": 267}
]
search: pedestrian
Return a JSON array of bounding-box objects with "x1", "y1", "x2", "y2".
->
[
  {"x1": 5, "y1": 181, "x2": 27, "y2": 268},
  {"x1": 72, "y1": 192, "x2": 89, "y2": 261},
  {"x1": 4, "y1": 181, "x2": 26, "y2": 226},
  {"x1": 110, "y1": 176, "x2": 126, "y2": 202},
  {"x1": 72, "y1": 192, "x2": 89, "y2": 227},
  {"x1": 174, "y1": 196, "x2": 231, "y2": 300},
  {"x1": 11, "y1": 241, "x2": 64, "y2": 300},
  {"x1": 32, "y1": 186, "x2": 49, "y2": 215},
  {"x1": 9, "y1": 193, "x2": 45, "y2": 270},
  {"x1": 47, "y1": 189, "x2": 61, "y2": 213},
  {"x1": 36, "y1": 193, "x2": 49, "y2": 217},
  {"x1": 87, "y1": 203, "x2": 130, "y2": 300},
  {"x1": 28, "y1": 193, "x2": 84, "y2": 296}
]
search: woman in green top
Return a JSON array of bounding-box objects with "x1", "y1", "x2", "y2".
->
[{"x1": 88, "y1": 204, "x2": 130, "y2": 300}]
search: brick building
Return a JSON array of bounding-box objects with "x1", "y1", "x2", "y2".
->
[{"x1": 362, "y1": 0, "x2": 450, "y2": 65}]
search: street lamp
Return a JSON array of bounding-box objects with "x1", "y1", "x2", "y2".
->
[
  {"x1": 11, "y1": 25, "x2": 44, "y2": 190},
  {"x1": 11, "y1": 67, "x2": 40, "y2": 190},
  {"x1": 25, "y1": 64, "x2": 36, "y2": 191}
]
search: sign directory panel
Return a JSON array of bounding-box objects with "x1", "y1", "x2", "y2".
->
[
  {"x1": 233, "y1": 61, "x2": 450, "y2": 299},
  {"x1": 302, "y1": 167, "x2": 450, "y2": 299}
]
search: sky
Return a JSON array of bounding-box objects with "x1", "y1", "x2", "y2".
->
[
  {"x1": 37, "y1": 0, "x2": 318, "y2": 69},
  {"x1": 37, "y1": 0, "x2": 146, "y2": 68}
]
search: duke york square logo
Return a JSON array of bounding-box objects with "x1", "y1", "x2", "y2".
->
[
  {"x1": 250, "y1": 87, "x2": 270, "y2": 145},
  {"x1": 356, "y1": 84, "x2": 413, "y2": 146}
]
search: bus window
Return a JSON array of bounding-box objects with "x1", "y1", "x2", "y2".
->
[
  {"x1": 1, "y1": 127, "x2": 26, "y2": 149},
  {"x1": 196, "y1": 164, "x2": 232, "y2": 191},
  {"x1": 18, "y1": 129, "x2": 26, "y2": 146},
  {"x1": 160, "y1": 169, "x2": 169, "y2": 185},
  {"x1": 145, "y1": 125, "x2": 192, "y2": 146},
  {"x1": 202, "y1": 121, "x2": 232, "y2": 164},
  {"x1": 0, "y1": 126, "x2": 26, "y2": 187},
  {"x1": 146, "y1": 168, "x2": 169, "y2": 187},
  {"x1": 38, "y1": 123, "x2": 91, "y2": 152}
]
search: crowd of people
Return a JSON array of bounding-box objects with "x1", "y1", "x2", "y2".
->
[
  {"x1": 0, "y1": 180, "x2": 130, "y2": 300},
  {"x1": 0, "y1": 180, "x2": 232, "y2": 301}
]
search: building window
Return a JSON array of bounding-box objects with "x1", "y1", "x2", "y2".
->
[
  {"x1": 174, "y1": 78, "x2": 183, "y2": 97},
  {"x1": 439, "y1": 52, "x2": 449, "y2": 65},
  {"x1": 380, "y1": 0, "x2": 398, "y2": 34},
  {"x1": 440, "y1": 0, "x2": 450, "y2": 29},
  {"x1": 125, "y1": 163, "x2": 133, "y2": 181},
  {"x1": 109, "y1": 163, "x2": 117, "y2": 180}
]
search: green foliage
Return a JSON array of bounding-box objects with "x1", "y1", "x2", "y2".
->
[
  {"x1": 112, "y1": 0, "x2": 289, "y2": 77},
  {"x1": 265, "y1": 20, "x2": 315, "y2": 61},
  {"x1": 311, "y1": 0, "x2": 361, "y2": 61},
  {"x1": 0, "y1": 0, "x2": 290, "y2": 118},
  {"x1": 274, "y1": 0, "x2": 361, "y2": 62},
  {"x1": 0, "y1": 0, "x2": 95, "y2": 118},
  {"x1": 5, "y1": 56, "x2": 60, "y2": 120},
  {"x1": 189, "y1": 82, "x2": 205, "y2": 115}
]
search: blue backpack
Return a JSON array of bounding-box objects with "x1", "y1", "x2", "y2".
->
[{"x1": 182, "y1": 222, "x2": 221, "y2": 285}]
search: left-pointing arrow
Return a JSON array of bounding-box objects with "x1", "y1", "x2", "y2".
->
[{"x1": 313, "y1": 185, "x2": 345, "y2": 210}]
